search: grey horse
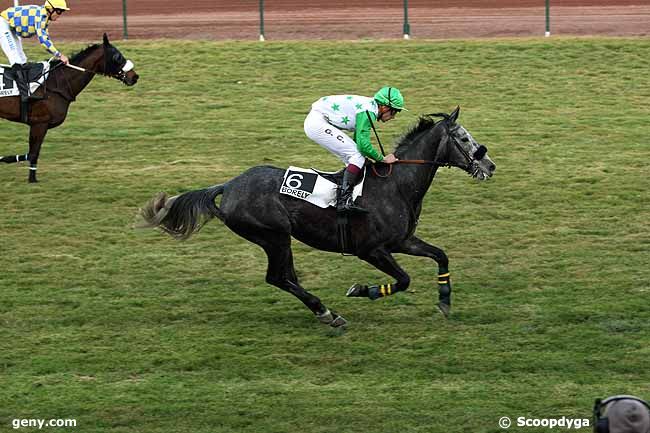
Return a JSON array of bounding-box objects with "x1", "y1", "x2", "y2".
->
[{"x1": 137, "y1": 107, "x2": 496, "y2": 328}]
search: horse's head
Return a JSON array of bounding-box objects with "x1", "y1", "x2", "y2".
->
[
  {"x1": 102, "y1": 33, "x2": 139, "y2": 86},
  {"x1": 435, "y1": 107, "x2": 496, "y2": 181}
]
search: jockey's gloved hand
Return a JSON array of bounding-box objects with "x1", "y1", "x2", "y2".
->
[{"x1": 382, "y1": 153, "x2": 398, "y2": 164}]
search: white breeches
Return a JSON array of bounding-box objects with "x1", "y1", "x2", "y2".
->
[
  {"x1": 304, "y1": 110, "x2": 366, "y2": 169},
  {"x1": 0, "y1": 19, "x2": 26, "y2": 65}
]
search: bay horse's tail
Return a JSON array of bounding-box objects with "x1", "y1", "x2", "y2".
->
[{"x1": 136, "y1": 184, "x2": 225, "y2": 240}]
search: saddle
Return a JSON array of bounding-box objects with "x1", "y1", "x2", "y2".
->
[
  {"x1": 3, "y1": 62, "x2": 47, "y2": 85},
  {"x1": 311, "y1": 167, "x2": 345, "y2": 185},
  {"x1": 0, "y1": 62, "x2": 48, "y2": 122},
  {"x1": 311, "y1": 163, "x2": 369, "y2": 187}
]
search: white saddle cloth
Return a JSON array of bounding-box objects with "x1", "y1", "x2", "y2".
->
[{"x1": 279, "y1": 166, "x2": 365, "y2": 209}]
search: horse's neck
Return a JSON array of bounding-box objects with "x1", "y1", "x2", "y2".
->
[
  {"x1": 392, "y1": 128, "x2": 443, "y2": 207},
  {"x1": 64, "y1": 50, "x2": 103, "y2": 96},
  {"x1": 397, "y1": 128, "x2": 441, "y2": 162},
  {"x1": 74, "y1": 47, "x2": 104, "y2": 72}
]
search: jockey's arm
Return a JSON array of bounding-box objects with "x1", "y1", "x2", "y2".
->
[
  {"x1": 354, "y1": 111, "x2": 384, "y2": 162},
  {"x1": 36, "y1": 25, "x2": 61, "y2": 59}
]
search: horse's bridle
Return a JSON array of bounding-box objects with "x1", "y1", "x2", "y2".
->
[
  {"x1": 394, "y1": 122, "x2": 486, "y2": 167},
  {"x1": 372, "y1": 117, "x2": 487, "y2": 178},
  {"x1": 441, "y1": 124, "x2": 488, "y2": 173},
  {"x1": 46, "y1": 45, "x2": 134, "y2": 84},
  {"x1": 103, "y1": 45, "x2": 135, "y2": 83}
]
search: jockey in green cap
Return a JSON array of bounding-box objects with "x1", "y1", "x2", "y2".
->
[{"x1": 304, "y1": 86, "x2": 406, "y2": 213}]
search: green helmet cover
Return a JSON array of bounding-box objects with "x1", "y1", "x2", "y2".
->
[{"x1": 374, "y1": 86, "x2": 406, "y2": 111}]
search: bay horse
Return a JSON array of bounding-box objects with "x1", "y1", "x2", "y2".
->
[
  {"x1": 0, "y1": 33, "x2": 139, "y2": 183},
  {"x1": 137, "y1": 107, "x2": 496, "y2": 328}
]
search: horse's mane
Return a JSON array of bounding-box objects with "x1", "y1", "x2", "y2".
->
[
  {"x1": 69, "y1": 44, "x2": 101, "y2": 63},
  {"x1": 47, "y1": 44, "x2": 101, "y2": 68},
  {"x1": 394, "y1": 115, "x2": 444, "y2": 152}
]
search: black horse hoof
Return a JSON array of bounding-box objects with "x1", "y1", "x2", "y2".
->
[
  {"x1": 317, "y1": 310, "x2": 334, "y2": 324},
  {"x1": 316, "y1": 309, "x2": 348, "y2": 328},
  {"x1": 330, "y1": 314, "x2": 348, "y2": 328},
  {"x1": 437, "y1": 301, "x2": 451, "y2": 318},
  {"x1": 346, "y1": 284, "x2": 365, "y2": 297}
]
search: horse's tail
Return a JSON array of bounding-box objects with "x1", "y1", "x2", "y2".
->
[{"x1": 135, "y1": 183, "x2": 226, "y2": 241}]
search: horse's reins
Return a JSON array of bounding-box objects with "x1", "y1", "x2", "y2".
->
[
  {"x1": 0, "y1": 60, "x2": 90, "y2": 82},
  {"x1": 366, "y1": 110, "x2": 442, "y2": 177},
  {"x1": 41, "y1": 56, "x2": 116, "y2": 102},
  {"x1": 41, "y1": 61, "x2": 92, "y2": 102},
  {"x1": 369, "y1": 111, "x2": 487, "y2": 178}
]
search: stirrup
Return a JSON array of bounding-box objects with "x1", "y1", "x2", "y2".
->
[
  {"x1": 336, "y1": 186, "x2": 367, "y2": 213},
  {"x1": 337, "y1": 198, "x2": 368, "y2": 214}
]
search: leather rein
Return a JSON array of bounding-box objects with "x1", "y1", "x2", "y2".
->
[
  {"x1": 44, "y1": 45, "x2": 132, "y2": 102},
  {"x1": 371, "y1": 113, "x2": 485, "y2": 178}
]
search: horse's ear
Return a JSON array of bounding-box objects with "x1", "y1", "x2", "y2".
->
[
  {"x1": 103, "y1": 33, "x2": 109, "y2": 46},
  {"x1": 449, "y1": 106, "x2": 460, "y2": 124}
]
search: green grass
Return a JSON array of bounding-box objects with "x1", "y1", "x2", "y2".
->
[{"x1": 1, "y1": 38, "x2": 649, "y2": 432}]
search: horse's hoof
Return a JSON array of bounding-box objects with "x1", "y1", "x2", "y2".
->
[
  {"x1": 346, "y1": 284, "x2": 364, "y2": 297},
  {"x1": 330, "y1": 314, "x2": 348, "y2": 328},
  {"x1": 316, "y1": 310, "x2": 348, "y2": 328},
  {"x1": 437, "y1": 302, "x2": 451, "y2": 318},
  {"x1": 316, "y1": 310, "x2": 334, "y2": 324}
]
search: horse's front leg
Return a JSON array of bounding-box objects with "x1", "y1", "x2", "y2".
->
[
  {"x1": 347, "y1": 248, "x2": 411, "y2": 301},
  {"x1": 393, "y1": 236, "x2": 452, "y2": 317},
  {"x1": 27, "y1": 123, "x2": 49, "y2": 183}
]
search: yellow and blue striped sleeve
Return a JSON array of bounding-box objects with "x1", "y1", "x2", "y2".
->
[
  {"x1": 35, "y1": 10, "x2": 59, "y2": 56},
  {"x1": 2, "y1": 6, "x2": 59, "y2": 55},
  {"x1": 36, "y1": 22, "x2": 59, "y2": 55}
]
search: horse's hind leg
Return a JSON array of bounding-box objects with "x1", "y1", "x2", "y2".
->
[
  {"x1": 26, "y1": 124, "x2": 48, "y2": 183},
  {"x1": 0, "y1": 124, "x2": 45, "y2": 181},
  {"x1": 347, "y1": 248, "x2": 411, "y2": 301},
  {"x1": 394, "y1": 236, "x2": 451, "y2": 317},
  {"x1": 0, "y1": 153, "x2": 29, "y2": 164},
  {"x1": 253, "y1": 231, "x2": 347, "y2": 328},
  {"x1": 0, "y1": 125, "x2": 33, "y2": 167}
]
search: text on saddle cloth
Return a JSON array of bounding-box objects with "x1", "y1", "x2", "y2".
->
[
  {"x1": 279, "y1": 166, "x2": 366, "y2": 209},
  {"x1": 0, "y1": 62, "x2": 50, "y2": 97}
]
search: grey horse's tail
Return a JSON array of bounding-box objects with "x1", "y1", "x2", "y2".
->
[{"x1": 135, "y1": 183, "x2": 226, "y2": 240}]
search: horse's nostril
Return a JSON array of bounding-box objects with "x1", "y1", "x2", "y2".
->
[{"x1": 489, "y1": 163, "x2": 496, "y2": 172}]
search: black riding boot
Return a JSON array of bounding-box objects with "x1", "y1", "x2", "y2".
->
[
  {"x1": 336, "y1": 169, "x2": 368, "y2": 214},
  {"x1": 11, "y1": 64, "x2": 31, "y2": 123}
]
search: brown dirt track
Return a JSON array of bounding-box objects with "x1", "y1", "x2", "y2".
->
[{"x1": 1, "y1": 0, "x2": 649, "y2": 41}]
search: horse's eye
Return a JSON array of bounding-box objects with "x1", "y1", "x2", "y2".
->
[{"x1": 461, "y1": 137, "x2": 469, "y2": 142}]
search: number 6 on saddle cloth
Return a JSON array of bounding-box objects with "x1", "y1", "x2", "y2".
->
[
  {"x1": 279, "y1": 165, "x2": 367, "y2": 253},
  {"x1": 279, "y1": 165, "x2": 366, "y2": 209}
]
